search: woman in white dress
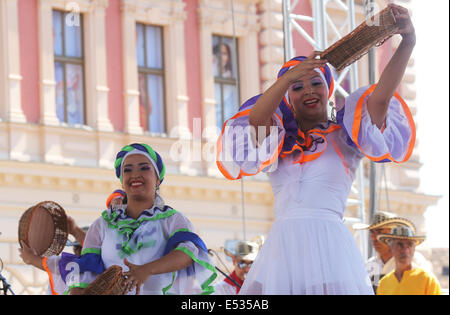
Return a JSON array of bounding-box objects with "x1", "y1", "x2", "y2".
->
[
  {"x1": 216, "y1": 4, "x2": 416, "y2": 295},
  {"x1": 66, "y1": 143, "x2": 217, "y2": 294}
]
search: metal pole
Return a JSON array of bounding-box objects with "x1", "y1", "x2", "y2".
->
[
  {"x1": 282, "y1": 0, "x2": 293, "y2": 61},
  {"x1": 365, "y1": 0, "x2": 377, "y2": 258},
  {"x1": 230, "y1": 0, "x2": 247, "y2": 241},
  {"x1": 347, "y1": 0, "x2": 368, "y2": 261}
]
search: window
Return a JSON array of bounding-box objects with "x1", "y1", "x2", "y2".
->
[
  {"x1": 52, "y1": 10, "x2": 85, "y2": 125},
  {"x1": 212, "y1": 35, "x2": 239, "y2": 129},
  {"x1": 136, "y1": 24, "x2": 166, "y2": 134}
]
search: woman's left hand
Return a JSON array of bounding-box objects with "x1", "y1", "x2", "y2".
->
[
  {"x1": 122, "y1": 258, "x2": 151, "y2": 295},
  {"x1": 389, "y1": 3, "x2": 415, "y2": 46}
]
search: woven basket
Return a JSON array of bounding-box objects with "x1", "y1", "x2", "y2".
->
[
  {"x1": 18, "y1": 201, "x2": 68, "y2": 257},
  {"x1": 83, "y1": 265, "x2": 128, "y2": 295},
  {"x1": 321, "y1": 6, "x2": 399, "y2": 71}
]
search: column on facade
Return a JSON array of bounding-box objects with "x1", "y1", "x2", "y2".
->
[
  {"x1": 37, "y1": 0, "x2": 59, "y2": 126},
  {"x1": 85, "y1": 0, "x2": 114, "y2": 132},
  {"x1": 121, "y1": 0, "x2": 143, "y2": 135},
  {"x1": 161, "y1": 2, "x2": 190, "y2": 138},
  {"x1": 258, "y1": 0, "x2": 284, "y2": 92},
  {"x1": 237, "y1": 5, "x2": 260, "y2": 103},
  {"x1": 197, "y1": 12, "x2": 216, "y2": 141},
  {"x1": 0, "y1": 0, "x2": 26, "y2": 123}
]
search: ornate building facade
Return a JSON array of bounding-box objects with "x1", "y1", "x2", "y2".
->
[{"x1": 0, "y1": 0, "x2": 439, "y2": 294}]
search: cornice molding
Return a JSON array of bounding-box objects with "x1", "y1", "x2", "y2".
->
[
  {"x1": 197, "y1": 0, "x2": 260, "y2": 35},
  {"x1": 122, "y1": 0, "x2": 186, "y2": 24},
  {"x1": 0, "y1": 160, "x2": 274, "y2": 204}
]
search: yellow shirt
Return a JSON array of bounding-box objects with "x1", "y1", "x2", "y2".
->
[{"x1": 377, "y1": 267, "x2": 442, "y2": 295}]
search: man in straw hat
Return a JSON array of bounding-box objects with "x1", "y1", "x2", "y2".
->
[
  {"x1": 19, "y1": 216, "x2": 89, "y2": 295},
  {"x1": 214, "y1": 240, "x2": 260, "y2": 295},
  {"x1": 376, "y1": 226, "x2": 441, "y2": 295},
  {"x1": 353, "y1": 211, "x2": 432, "y2": 293}
]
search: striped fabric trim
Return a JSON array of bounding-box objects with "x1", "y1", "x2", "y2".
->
[
  {"x1": 63, "y1": 282, "x2": 90, "y2": 295},
  {"x1": 81, "y1": 248, "x2": 101, "y2": 256},
  {"x1": 169, "y1": 228, "x2": 191, "y2": 239},
  {"x1": 173, "y1": 247, "x2": 217, "y2": 295}
]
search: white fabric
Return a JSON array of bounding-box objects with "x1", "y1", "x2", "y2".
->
[
  {"x1": 218, "y1": 107, "x2": 285, "y2": 179},
  {"x1": 218, "y1": 86, "x2": 414, "y2": 295},
  {"x1": 44, "y1": 255, "x2": 68, "y2": 295},
  {"x1": 237, "y1": 127, "x2": 372, "y2": 294},
  {"x1": 79, "y1": 206, "x2": 215, "y2": 295},
  {"x1": 214, "y1": 280, "x2": 238, "y2": 295},
  {"x1": 342, "y1": 86, "x2": 413, "y2": 161}
]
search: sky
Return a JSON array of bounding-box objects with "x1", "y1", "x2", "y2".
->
[{"x1": 412, "y1": 0, "x2": 449, "y2": 248}]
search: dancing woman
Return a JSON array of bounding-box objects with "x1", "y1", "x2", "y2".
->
[
  {"x1": 216, "y1": 4, "x2": 415, "y2": 294},
  {"x1": 67, "y1": 143, "x2": 217, "y2": 294}
]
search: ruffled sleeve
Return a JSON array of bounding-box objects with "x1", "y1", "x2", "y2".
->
[
  {"x1": 160, "y1": 211, "x2": 217, "y2": 295},
  {"x1": 42, "y1": 255, "x2": 67, "y2": 295},
  {"x1": 61, "y1": 217, "x2": 106, "y2": 294},
  {"x1": 216, "y1": 95, "x2": 286, "y2": 180},
  {"x1": 337, "y1": 84, "x2": 416, "y2": 163}
]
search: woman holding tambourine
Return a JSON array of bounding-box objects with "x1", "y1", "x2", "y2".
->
[{"x1": 66, "y1": 143, "x2": 217, "y2": 295}]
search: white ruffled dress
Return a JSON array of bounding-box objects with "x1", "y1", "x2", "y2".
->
[
  {"x1": 66, "y1": 202, "x2": 217, "y2": 295},
  {"x1": 217, "y1": 85, "x2": 415, "y2": 295}
]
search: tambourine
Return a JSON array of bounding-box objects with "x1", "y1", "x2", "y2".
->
[
  {"x1": 320, "y1": 6, "x2": 399, "y2": 71},
  {"x1": 83, "y1": 265, "x2": 128, "y2": 295},
  {"x1": 18, "y1": 201, "x2": 68, "y2": 257}
]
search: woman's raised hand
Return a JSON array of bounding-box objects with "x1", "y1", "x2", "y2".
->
[
  {"x1": 389, "y1": 3, "x2": 415, "y2": 46},
  {"x1": 284, "y1": 51, "x2": 328, "y2": 84}
]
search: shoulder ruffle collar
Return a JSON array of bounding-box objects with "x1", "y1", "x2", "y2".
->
[
  {"x1": 102, "y1": 204, "x2": 176, "y2": 225},
  {"x1": 279, "y1": 101, "x2": 341, "y2": 163},
  {"x1": 102, "y1": 205, "x2": 177, "y2": 258}
]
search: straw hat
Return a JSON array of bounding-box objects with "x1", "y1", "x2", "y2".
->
[
  {"x1": 224, "y1": 240, "x2": 260, "y2": 261},
  {"x1": 352, "y1": 211, "x2": 416, "y2": 233},
  {"x1": 377, "y1": 225, "x2": 426, "y2": 246}
]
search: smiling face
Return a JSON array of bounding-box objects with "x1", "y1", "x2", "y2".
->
[
  {"x1": 288, "y1": 73, "x2": 329, "y2": 127},
  {"x1": 121, "y1": 154, "x2": 160, "y2": 204}
]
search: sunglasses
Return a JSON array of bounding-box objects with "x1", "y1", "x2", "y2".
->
[{"x1": 237, "y1": 260, "x2": 253, "y2": 269}]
